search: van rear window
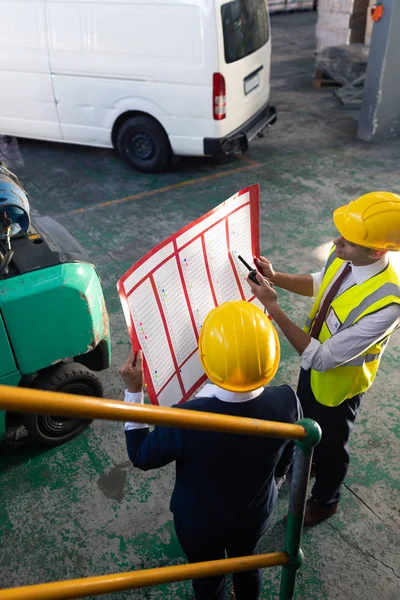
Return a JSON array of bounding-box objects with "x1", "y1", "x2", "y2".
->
[{"x1": 221, "y1": 0, "x2": 270, "y2": 64}]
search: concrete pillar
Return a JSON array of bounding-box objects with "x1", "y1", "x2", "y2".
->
[{"x1": 358, "y1": 0, "x2": 400, "y2": 142}]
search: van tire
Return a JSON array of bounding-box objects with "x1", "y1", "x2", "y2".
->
[{"x1": 116, "y1": 116, "x2": 171, "y2": 173}]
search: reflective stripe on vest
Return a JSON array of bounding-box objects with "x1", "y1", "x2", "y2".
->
[
  {"x1": 345, "y1": 352, "x2": 381, "y2": 367},
  {"x1": 323, "y1": 249, "x2": 337, "y2": 275},
  {"x1": 306, "y1": 248, "x2": 400, "y2": 406},
  {"x1": 337, "y1": 282, "x2": 400, "y2": 332}
]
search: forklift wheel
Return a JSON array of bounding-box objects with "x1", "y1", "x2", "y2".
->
[{"x1": 22, "y1": 362, "x2": 103, "y2": 446}]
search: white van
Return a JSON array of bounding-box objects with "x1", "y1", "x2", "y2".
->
[{"x1": 0, "y1": 0, "x2": 276, "y2": 173}]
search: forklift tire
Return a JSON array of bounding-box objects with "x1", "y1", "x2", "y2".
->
[{"x1": 22, "y1": 362, "x2": 103, "y2": 446}]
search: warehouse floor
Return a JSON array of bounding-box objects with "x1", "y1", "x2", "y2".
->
[{"x1": 0, "y1": 10, "x2": 399, "y2": 600}]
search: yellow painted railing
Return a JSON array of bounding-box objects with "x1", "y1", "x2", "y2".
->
[
  {"x1": 0, "y1": 385, "x2": 321, "y2": 600},
  {"x1": 0, "y1": 553, "x2": 289, "y2": 600},
  {"x1": 0, "y1": 385, "x2": 307, "y2": 440}
]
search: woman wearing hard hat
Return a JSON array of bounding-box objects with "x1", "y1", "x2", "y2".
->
[
  {"x1": 119, "y1": 301, "x2": 301, "y2": 600},
  {"x1": 248, "y1": 192, "x2": 400, "y2": 527}
]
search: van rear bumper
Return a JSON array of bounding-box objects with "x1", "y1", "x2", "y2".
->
[{"x1": 203, "y1": 103, "x2": 277, "y2": 156}]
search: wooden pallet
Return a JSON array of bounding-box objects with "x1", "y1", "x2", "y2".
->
[{"x1": 312, "y1": 68, "x2": 342, "y2": 89}]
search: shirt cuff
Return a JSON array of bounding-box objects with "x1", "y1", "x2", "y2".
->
[
  {"x1": 300, "y1": 338, "x2": 321, "y2": 371},
  {"x1": 124, "y1": 390, "x2": 148, "y2": 430},
  {"x1": 311, "y1": 272, "x2": 322, "y2": 297},
  {"x1": 124, "y1": 390, "x2": 144, "y2": 403}
]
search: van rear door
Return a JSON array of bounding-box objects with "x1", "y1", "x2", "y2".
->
[{"x1": 215, "y1": 0, "x2": 271, "y2": 135}]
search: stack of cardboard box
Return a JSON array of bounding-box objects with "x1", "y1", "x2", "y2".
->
[
  {"x1": 286, "y1": 0, "x2": 315, "y2": 10},
  {"x1": 268, "y1": 0, "x2": 288, "y2": 12},
  {"x1": 268, "y1": 0, "x2": 314, "y2": 14},
  {"x1": 316, "y1": 0, "x2": 370, "y2": 52}
]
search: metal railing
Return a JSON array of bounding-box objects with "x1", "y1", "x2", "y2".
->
[{"x1": 0, "y1": 385, "x2": 321, "y2": 600}]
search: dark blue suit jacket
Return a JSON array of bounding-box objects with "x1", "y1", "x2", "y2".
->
[{"x1": 126, "y1": 385, "x2": 301, "y2": 531}]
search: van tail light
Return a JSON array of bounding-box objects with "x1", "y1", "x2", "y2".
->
[{"x1": 213, "y1": 73, "x2": 226, "y2": 120}]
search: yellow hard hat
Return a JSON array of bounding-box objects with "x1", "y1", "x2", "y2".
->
[
  {"x1": 333, "y1": 191, "x2": 400, "y2": 251},
  {"x1": 198, "y1": 301, "x2": 280, "y2": 393}
]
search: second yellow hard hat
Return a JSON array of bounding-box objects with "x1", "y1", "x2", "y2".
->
[
  {"x1": 333, "y1": 191, "x2": 400, "y2": 251},
  {"x1": 198, "y1": 300, "x2": 280, "y2": 393}
]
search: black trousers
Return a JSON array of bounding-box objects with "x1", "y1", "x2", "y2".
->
[
  {"x1": 276, "y1": 368, "x2": 362, "y2": 506},
  {"x1": 174, "y1": 512, "x2": 272, "y2": 600}
]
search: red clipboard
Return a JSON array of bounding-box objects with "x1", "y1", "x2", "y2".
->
[{"x1": 117, "y1": 185, "x2": 261, "y2": 406}]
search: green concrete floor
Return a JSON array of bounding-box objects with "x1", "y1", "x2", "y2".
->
[{"x1": 1, "y1": 10, "x2": 399, "y2": 600}]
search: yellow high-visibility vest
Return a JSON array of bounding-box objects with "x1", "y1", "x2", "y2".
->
[{"x1": 304, "y1": 247, "x2": 400, "y2": 407}]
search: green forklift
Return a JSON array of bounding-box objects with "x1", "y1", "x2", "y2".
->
[{"x1": 0, "y1": 162, "x2": 111, "y2": 446}]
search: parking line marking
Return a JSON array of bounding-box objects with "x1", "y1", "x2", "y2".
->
[
  {"x1": 68, "y1": 160, "x2": 262, "y2": 215},
  {"x1": 237, "y1": 153, "x2": 260, "y2": 167}
]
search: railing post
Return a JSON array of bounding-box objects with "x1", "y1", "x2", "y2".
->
[{"x1": 279, "y1": 418, "x2": 321, "y2": 600}]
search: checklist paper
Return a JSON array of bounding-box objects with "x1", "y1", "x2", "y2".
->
[{"x1": 117, "y1": 185, "x2": 262, "y2": 406}]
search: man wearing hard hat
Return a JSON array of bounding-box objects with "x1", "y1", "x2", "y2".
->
[
  {"x1": 119, "y1": 301, "x2": 301, "y2": 600},
  {"x1": 248, "y1": 192, "x2": 400, "y2": 527}
]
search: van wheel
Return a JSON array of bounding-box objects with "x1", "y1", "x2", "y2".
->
[
  {"x1": 116, "y1": 116, "x2": 171, "y2": 173},
  {"x1": 21, "y1": 363, "x2": 103, "y2": 446}
]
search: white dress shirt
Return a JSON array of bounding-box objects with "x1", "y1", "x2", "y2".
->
[
  {"x1": 195, "y1": 383, "x2": 265, "y2": 403},
  {"x1": 124, "y1": 391, "x2": 149, "y2": 430},
  {"x1": 301, "y1": 255, "x2": 400, "y2": 372}
]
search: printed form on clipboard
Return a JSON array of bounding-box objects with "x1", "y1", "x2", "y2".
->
[{"x1": 117, "y1": 185, "x2": 266, "y2": 407}]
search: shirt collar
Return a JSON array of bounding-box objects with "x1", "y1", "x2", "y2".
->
[
  {"x1": 349, "y1": 254, "x2": 389, "y2": 286},
  {"x1": 195, "y1": 383, "x2": 265, "y2": 403}
]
